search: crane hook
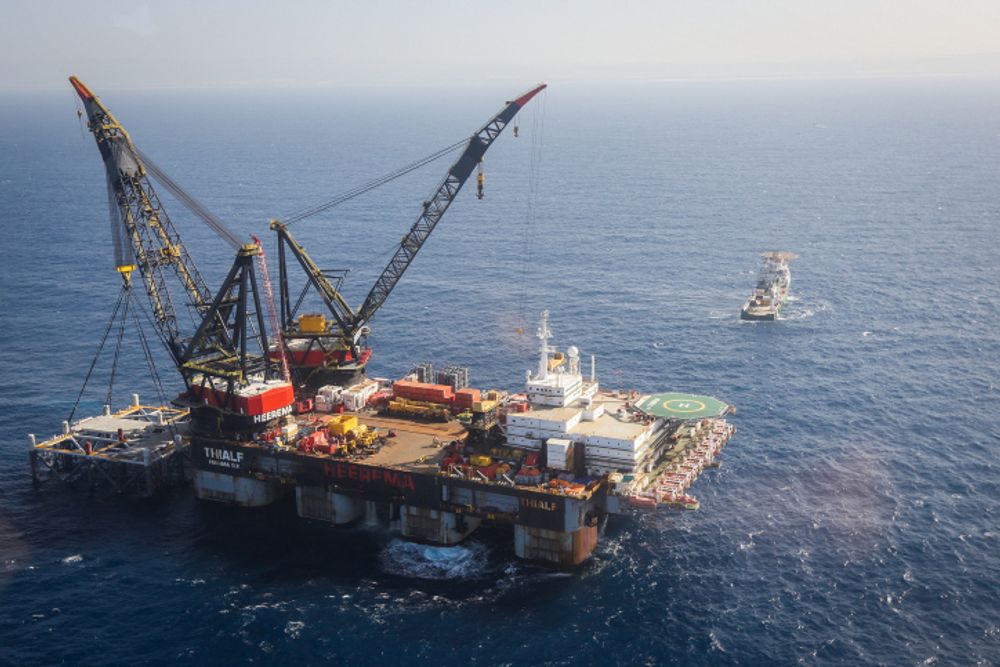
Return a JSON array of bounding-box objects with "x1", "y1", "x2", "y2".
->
[
  {"x1": 476, "y1": 160, "x2": 485, "y2": 200},
  {"x1": 513, "y1": 123, "x2": 519, "y2": 138}
]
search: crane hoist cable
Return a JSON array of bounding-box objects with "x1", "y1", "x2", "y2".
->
[
  {"x1": 516, "y1": 88, "x2": 547, "y2": 327},
  {"x1": 132, "y1": 296, "x2": 176, "y2": 433},
  {"x1": 65, "y1": 281, "x2": 178, "y2": 433},
  {"x1": 281, "y1": 138, "x2": 467, "y2": 226},
  {"x1": 134, "y1": 147, "x2": 242, "y2": 250},
  {"x1": 71, "y1": 89, "x2": 85, "y2": 139},
  {"x1": 66, "y1": 286, "x2": 130, "y2": 422},
  {"x1": 105, "y1": 290, "x2": 132, "y2": 407}
]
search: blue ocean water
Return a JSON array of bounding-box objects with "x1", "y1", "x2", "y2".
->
[{"x1": 1, "y1": 78, "x2": 998, "y2": 665}]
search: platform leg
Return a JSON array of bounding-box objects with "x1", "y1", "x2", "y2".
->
[{"x1": 514, "y1": 524, "x2": 598, "y2": 568}]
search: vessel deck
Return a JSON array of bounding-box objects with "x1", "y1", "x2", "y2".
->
[
  {"x1": 265, "y1": 411, "x2": 601, "y2": 499},
  {"x1": 350, "y1": 414, "x2": 465, "y2": 471}
]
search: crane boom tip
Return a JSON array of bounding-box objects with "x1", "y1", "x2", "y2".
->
[
  {"x1": 512, "y1": 83, "x2": 547, "y2": 108},
  {"x1": 69, "y1": 76, "x2": 95, "y2": 101}
]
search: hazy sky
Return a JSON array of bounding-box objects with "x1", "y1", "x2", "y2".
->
[{"x1": 2, "y1": 0, "x2": 998, "y2": 90}]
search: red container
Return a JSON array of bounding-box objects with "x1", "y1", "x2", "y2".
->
[
  {"x1": 455, "y1": 388, "x2": 480, "y2": 407},
  {"x1": 393, "y1": 380, "x2": 454, "y2": 404},
  {"x1": 525, "y1": 452, "x2": 539, "y2": 467},
  {"x1": 367, "y1": 391, "x2": 391, "y2": 407}
]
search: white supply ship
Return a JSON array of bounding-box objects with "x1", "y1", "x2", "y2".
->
[{"x1": 741, "y1": 252, "x2": 796, "y2": 321}]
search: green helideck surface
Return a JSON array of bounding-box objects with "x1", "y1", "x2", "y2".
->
[{"x1": 634, "y1": 392, "x2": 731, "y2": 420}]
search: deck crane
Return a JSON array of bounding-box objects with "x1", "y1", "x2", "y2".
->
[
  {"x1": 70, "y1": 76, "x2": 294, "y2": 436},
  {"x1": 269, "y1": 83, "x2": 547, "y2": 389}
]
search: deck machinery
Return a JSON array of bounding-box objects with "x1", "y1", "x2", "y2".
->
[{"x1": 48, "y1": 78, "x2": 737, "y2": 568}]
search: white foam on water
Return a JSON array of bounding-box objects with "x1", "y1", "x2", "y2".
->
[
  {"x1": 62, "y1": 554, "x2": 82, "y2": 565},
  {"x1": 378, "y1": 539, "x2": 490, "y2": 580},
  {"x1": 284, "y1": 620, "x2": 305, "y2": 639},
  {"x1": 780, "y1": 296, "x2": 832, "y2": 321}
]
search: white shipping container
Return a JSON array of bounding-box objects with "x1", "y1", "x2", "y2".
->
[
  {"x1": 317, "y1": 385, "x2": 343, "y2": 401},
  {"x1": 341, "y1": 392, "x2": 362, "y2": 412},
  {"x1": 341, "y1": 379, "x2": 379, "y2": 411}
]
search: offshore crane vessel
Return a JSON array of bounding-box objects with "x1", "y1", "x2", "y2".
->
[{"x1": 32, "y1": 77, "x2": 737, "y2": 568}]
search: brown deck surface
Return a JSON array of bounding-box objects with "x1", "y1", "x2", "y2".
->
[
  {"x1": 263, "y1": 411, "x2": 602, "y2": 498},
  {"x1": 354, "y1": 413, "x2": 465, "y2": 472}
]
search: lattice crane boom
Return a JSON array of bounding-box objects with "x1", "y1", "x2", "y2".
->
[
  {"x1": 351, "y1": 83, "x2": 546, "y2": 335},
  {"x1": 265, "y1": 83, "x2": 546, "y2": 388},
  {"x1": 70, "y1": 76, "x2": 214, "y2": 362}
]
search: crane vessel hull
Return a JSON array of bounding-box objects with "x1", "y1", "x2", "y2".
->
[{"x1": 186, "y1": 312, "x2": 736, "y2": 568}]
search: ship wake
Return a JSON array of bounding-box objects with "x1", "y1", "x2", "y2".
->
[{"x1": 379, "y1": 539, "x2": 491, "y2": 580}]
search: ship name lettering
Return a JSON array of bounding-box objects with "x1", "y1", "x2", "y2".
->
[
  {"x1": 520, "y1": 497, "x2": 557, "y2": 511},
  {"x1": 252, "y1": 405, "x2": 292, "y2": 424},
  {"x1": 203, "y1": 447, "x2": 244, "y2": 469},
  {"x1": 332, "y1": 463, "x2": 415, "y2": 491}
]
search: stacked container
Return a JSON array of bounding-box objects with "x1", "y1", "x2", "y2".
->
[
  {"x1": 454, "y1": 388, "x2": 481, "y2": 411},
  {"x1": 411, "y1": 362, "x2": 434, "y2": 384},
  {"x1": 341, "y1": 379, "x2": 379, "y2": 411},
  {"x1": 437, "y1": 365, "x2": 470, "y2": 391},
  {"x1": 392, "y1": 380, "x2": 454, "y2": 405},
  {"x1": 314, "y1": 385, "x2": 343, "y2": 412}
]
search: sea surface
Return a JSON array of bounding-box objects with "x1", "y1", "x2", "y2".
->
[{"x1": 0, "y1": 78, "x2": 998, "y2": 665}]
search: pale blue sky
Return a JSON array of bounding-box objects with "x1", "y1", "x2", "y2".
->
[{"x1": 2, "y1": 0, "x2": 998, "y2": 90}]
